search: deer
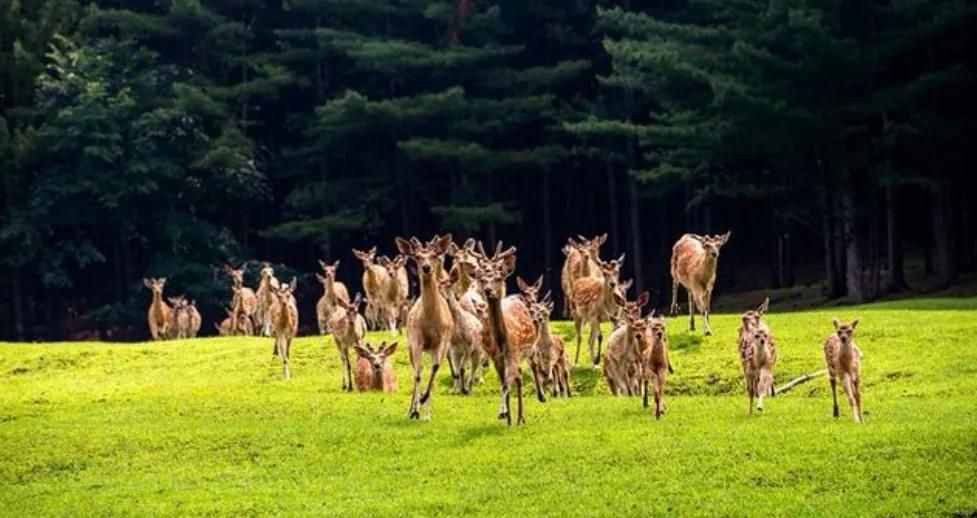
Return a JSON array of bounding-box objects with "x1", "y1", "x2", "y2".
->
[
  {"x1": 329, "y1": 293, "x2": 368, "y2": 392},
  {"x1": 472, "y1": 242, "x2": 539, "y2": 425},
  {"x1": 254, "y1": 262, "x2": 280, "y2": 337},
  {"x1": 641, "y1": 312, "x2": 671, "y2": 419},
  {"x1": 571, "y1": 255, "x2": 625, "y2": 367},
  {"x1": 670, "y1": 232, "x2": 731, "y2": 335},
  {"x1": 224, "y1": 264, "x2": 257, "y2": 336},
  {"x1": 738, "y1": 298, "x2": 776, "y2": 415},
  {"x1": 230, "y1": 286, "x2": 255, "y2": 337},
  {"x1": 167, "y1": 296, "x2": 192, "y2": 339},
  {"x1": 353, "y1": 341, "x2": 398, "y2": 393},
  {"x1": 143, "y1": 278, "x2": 171, "y2": 340},
  {"x1": 602, "y1": 291, "x2": 650, "y2": 396},
  {"x1": 269, "y1": 278, "x2": 298, "y2": 379},
  {"x1": 216, "y1": 307, "x2": 249, "y2": 336},
  {"x1": 316, "y1": 259, "x2": 350, "y2": 335},
  {"x1": 378, "y1": 255, "x2": 409, "y2": 333},
  {"x1": 438, "y1": 267, "x2": 485, "y2": 395},
  {"x1": 352, "y1": 247, "x2": 390, "y2": 330},
  {"x1": 529, "y1": 296, "x2": 571, "y2": 398},
  {"x1": 395, "y1": 234, "x2": 456, "y2": 420},
  {"x1": 187, "y1": 300, "x2": 201, "y2": 338},
  {"x1": 561, "y1": 235, "x2": 607, "y2": 317},
  {"x1": 824, "y1": 318, "x2": 864, "y2": 423}
]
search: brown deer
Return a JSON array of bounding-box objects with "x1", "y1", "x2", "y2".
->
[
  {"x1": 216, "y1": 307, "x2": 250, "y2": 336},
  {"x1": 472, "y1": 242, "x2": 539, "y2": 425},
  {"x1": 641, "y1": 312, "x2": 671, "y2": 419},
  {"x1": 224, "y1": 264, "x2": 257, "y2": 335},
  {"x1": 230, "y1": 286, "x2": 255, "y2": 337},
  {"x1": 143, "y1": 278, "x2": 171, "y2": 340},
  {"x1": 254, "y1": 263, "x2": 280, "y2": 337},
  {"x1": 269, "y1": 278, "x2": 299, "y2": 379},
  {"x1": 448, "y1": 239, "x2": 480, "y2": 298},
  {"x1": 187, "y1": 300, "x2": 201, "y2": 338},
  {"x1": 824, "y1": 318, "x2": 864, "y2": 423},
  {"x1": 316, "y1": 259, "x2": 350, "y2": 335},
  {"x1": 167, "y1": 296, "x2": 192, "y2": 339},
  {"x1": 602, "y1": 291, "x2": 650, "y2": 396},
  {"x1": 353, "y1": 341, "x2": 398, "y2": 393},
  {"x1": 438, "y1": 268, "x2": 485, "y2": 395},
  {"x1": 352, "y1": 247, "x2": 390, "y2": 330},
  {"x1": 561, "y1": 235, "x2": 607, "y2": 317},
  {"x1": 329, "y1": 293, "x2": 368, "y2": 391},
  {"x1": 529, "y1": 297, "x2": 571, "y2": 398},
  {"x1": 378, "y1": 255, "x2": 409, "y2": 333},
  {"x1": 670, "y1": 232, "x2": 731, "y2": 335},
  {"x1": 571, "y1": 255, "x2": 625, "y2": 367},
  {"x1": 395, "y1": 234, "x2": 455, "y2": 420},
  {"x1": 739, "y1": 298, "x2": 777, "y2": 415}
]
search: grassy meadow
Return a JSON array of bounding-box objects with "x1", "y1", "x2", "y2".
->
[{"x1": 2, "y1": 296, "x2": 976, "y2": 516}]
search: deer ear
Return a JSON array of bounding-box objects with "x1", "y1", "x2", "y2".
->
[
  {"x1": 502, "y1": 254, "x2": 517, "y2": 276},
  {"x1": 517, "y1": 276, "x2": 529, "y2": 292},
  {"x1": 318, "y1": 259, "x2": 327, "y2": 270},
  {"x1": 384, "y1": 342, "x2": 398, "y2": 356},
  {"x1": 159, "y1": 278, "x2": 167, "y2": 285},
  {"x1": 533, "y1": 275, "x2": 543, "y2": 291},
  {"x1": 447, "y1": 267, "x2": 460, "y2": 285},
  {"x1": 758, "y1": 297, "x2": 769, "y2": 315},
  {"x1": 369, "y1": 246, "x2": 377, "y2": 256},
  {"x1": 354, "y1": 344, "x2": 371, "y2": 359},
  {"x1": 395, "y1": 237, "x2": 413, "y2": 255},
  {"x1": 447, "y1": 242, "x2": 459, "y2": 255},
  {"x1": 613, "y1": 291, "x2": 626, "y2": 307},
  {"x1": 288, "y1": 277, "x2": 297, "y2": 291},
  {"x1": 435, "y1": 234, "x2": 453, "y2": 254},
  {"x1": 144, "y1": 278, "x2": 152, "y2": 288},
  {"x1": 637, "y1": 291, "x2": 650, "y2": 307},
  {"x1": 617, "y1": 253, "x2": 626, "y2": 264},
  {"x1": 851, "y1": 318, "x2": 860, "y2": 330},
  {"x1": 832, "y1": 318, "x2": 841, "y2": 330},
  {"x1": 718, "y1": 231, "x2": 731, "y2": 245},
  {"x1": 598, "y1": 233, "x2": 608, "y2": 246}
]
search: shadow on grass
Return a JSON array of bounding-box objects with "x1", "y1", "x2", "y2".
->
[
  {"x1": 569, "y1": 365, "x2": 601, "y2": 396},
  {"x1": 670, "y1": 333, "x2": 704, "y2": 353}
]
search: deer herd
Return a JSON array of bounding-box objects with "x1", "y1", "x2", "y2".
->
[{"x1": 143, "y1": 232, "x2": 866, "y2": 425}]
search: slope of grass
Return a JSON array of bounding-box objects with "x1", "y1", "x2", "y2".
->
[{"x1": 2, "y1": 297, "x2": 976, "y2": 516}]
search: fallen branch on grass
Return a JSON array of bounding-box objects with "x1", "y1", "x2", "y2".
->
[{"x1": 774, "y1": 369, "x2": 827, "y2": 396}]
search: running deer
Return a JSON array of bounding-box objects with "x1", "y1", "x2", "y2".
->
[
  {"x1": 738, "y1": 298, "x2": 776, "y2": 414},
  {"x1": 269, "y1": 278, "x2": 299, "y2": 379},
  {"x1": 670, "y1": 232, "x2": 731, "y2": 335},
  {"x1": 395, "y1": 234, "x2": 455, "y2": 420},
  {"x1": 224, "y1": 264, "x2": 257, "y2": 336},
  {"x1": 255, "y1": 263, "x2": 280, "y2": 337},
  {"x1": 438, "y1": 268, "x2": 485, "y2": 395},
  {"x1": 329, "y1": 293, "x2": 368, "y2": 392},
  {"x1": 473, "y1": 242, "x2": 539, "y2": 425},
  {"x1": 572, "y1": 255, "x2": 625, "y2": 367},
  {"x1": 378, "y1": 255, "x2": 409, "y2": 332},
  {"x1": 352, "y1": 247, "x2": 390, "y2": 330},
  {"x1": 641, "y1": 312, "x2": 671, "y2": 419},
  {"x1": 143, "y1": 278, "x2": 171, "y2": 340},
  {"x1": 529, "y1": 296, "x2": 571, "y2": 398},
  {"x1": 353, "y1": 341, "x2": 398, "y2": 393},
  {"x1": 824, "y1": 318, "x2": 864, "y2": 423},
  {"x1": 602, "y1": 291, "x2": 650, "y2": 396},
  {"x1": 316, "y1": 259, "x2": 350, "y2": 335}
]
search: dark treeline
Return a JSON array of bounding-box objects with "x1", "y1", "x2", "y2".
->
[{"x1": 1, "y1": 0, "x2": 975, "y2": 340}]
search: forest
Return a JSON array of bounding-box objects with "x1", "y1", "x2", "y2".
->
[{"x1": 1, "y1": 0, "x2": 975, "y2": 340}]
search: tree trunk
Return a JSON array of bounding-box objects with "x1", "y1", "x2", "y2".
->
[
  {"x1": 542, "y1": 172, "x2": 553, "y2": 284},
  {"x1": 869, "y1": 192, "x2": 881, "y2": 300},
  {"x1": 931, "y1": 181, "x2": 956, "y2": 287},
  {"x1": 628, "y1": 176, "x2": 644, "y2": 296},
  {"x1": 606, "y1": 165, "x2": 619, "y2": 253},
  {"x1": 885, "y1": 185, "x2": 907, "y2": 292},
  {"x1": 12, "y1": 267, "x2": 24, "y2": 341},
  {"x1": 842, "y1": 189, "x2": 864, "y2": 302},
  {"x1": 822, "y1": 192, "x2": 844, "y2": 298}
]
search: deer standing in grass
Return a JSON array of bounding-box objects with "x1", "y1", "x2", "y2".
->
[
  {"x1": 255, "y1": 263, "x2": 280, "y2": 337},
  {"x1": 561, "y1": 235, "x2": 606, "y2": 318},
  {"x1": 572, "y1": 255, "x2": 625, "y2": 367},
  {"x1": 269, "y1": 278, "x2": 298, "y2": 379},
  {"x1": 738, "y1": 298, "x2": 776, "y2": 414},
  {"x1": 824, "y1": 318, "x2": 864, "y2": 423},
  {"x1": 353, "y1": 247, "x2": 390, "y2": 330},
  {"x1": 329, "y1": 293, "x2": 368, "y2": 392},
  {"x1": 438, "y1": 269, "x2": 485, "y2": 394},
  {"x1": 670, "y1": 232, "x2": 731, "y2": 335},
  {"x1": 529, "y1": 297, "x2": 571, "y2": 398},
  {"x1": 354, "y1": 341, "x2": 398, "y2": 393},
  {"x1": 378, "y1": 255, "x2": 409, "y2": 333},
  {"x1": 316, "y1": 260, "x2": 350, "y2": 335},
  {"x1": 224, "y1": 264, "x2": 257, "y2": 336},
  {"x1": 144, "y1": 278, "x2": 171, "y2": 340},
  {"x1": 602, "y1": 292, "x2": 650, "y2": 396},
  {"x1": 473, "y1": 243, "x2": 539, "y2": 425},
  {"x1": 167, "y1": 296, "x2": 192, "y2": 339},
  {"x1": 641, "y1": 312, "x2": 671, "y2": 419},
  {"x1": 396, "y1": 235, "x2": 455, "y2": 420}
]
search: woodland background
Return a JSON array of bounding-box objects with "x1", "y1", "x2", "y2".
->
[{"x1": 1, "y1": 0, "x2": 975, "y2": 340}]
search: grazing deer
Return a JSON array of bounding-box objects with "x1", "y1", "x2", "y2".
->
[
  {"x1": 254, "y1": 263, "x2": 280, "y2": 337},
  {"x1": 572, "y1": 255, "x2": 625, "y2": 367},
  {"x1": 143, "y1": 278, "x2": 171, "y2": 340},
  {"x1": 641, "y1": 312, "x2": 671, "y2": 419},
  {"x1": 529, "y1": 297, "x2": 571, "y2": 398},
  {"x1": 354, "y1": 341, "x2": 398, "y2": 393},
  {"x1": 224, "y1": 264, "x2": 257, "y2": 335},
  {"x1": 329, "y1": 293, "x2": 368, "y2": 392},
  {"x1": 602, "y1": 292, "x2": 650, "y2": 396},
  {"x1": 824, "y1": 318, "x2": 864, "y2": 423},
  {"x1": 738, "y1": 298, "x2": 776, "y2": 415},
  {"x1": 269, "y1": 278, "x2": 299, "y2": 379},
  {"x1": 438, "y1": 268, "x2": 485, "y2": 395},
  {"x1": 378, "y1": 255, "x2": 409, "y2": 333},
  {"x1": 395, "y1": 234, "x2": 456, "y2": 420},
  {"x1": 670, "y1": 232, "x2": 731, "y2": 335},
  {"x1": 352, "y1": 247, "x2": 390, "y2": 330},
  {"x1": 472, "y1": 242, "x2": 539, "y2": 425},
  {"x1": 316, "y1": 259, "x2": 350, "y2": 335}
]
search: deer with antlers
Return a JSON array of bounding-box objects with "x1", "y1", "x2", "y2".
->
[
  {"x1": 670, "y1": 232, "x2": 731, "y2": 335},
  {"x1": 329, "y1": 293, "x2": 368, "y2": 391},
  {"x1": 143, "y1": 278, "x2": 171, "y2": 340},
  {"x1": 224, "y1": 264, "x2": 257, "y2": 337},
  {"x1": 571, "y1": 254, "x2": 625, "y2": 367},
  {"x1": 316, "y1": 259, "x2": 350, "y2": 335},
  {"x1": 396, "y1": 235, "x2": 456, "y2": 420},
  {"x1": 352, "y1": 247, "x2": 390, "y2": 330},
  {"x1": 269, "y1": 278, "x2": 299, "y2": 379}
]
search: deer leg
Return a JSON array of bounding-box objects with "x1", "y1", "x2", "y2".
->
[
  {"x1": 588, "y1": 319, "x2": 601, "y2": 367},
  {"x1": 531, "y1": 363, "x2": 546, "y2": 403},
  {"x1": 702, "y1": 292, "x2": 713, "y2": 336},
  {"x1": 654, "y1": 377, "x2": 663, "y2": 419},
  {"x1": 830, "y1": 377, "x2": 839, "y2": 418},
  {"x1": 843, "y1": 374, "x2": 858, "y2": 423},
  {"x1": 642, "y1": 379, "x2": 649, "y2": 408},
  {"x1": 516, "y1": 370, "x2": 525, "y2": 426},
  {"x1": 446, "y1": 346, "x2": 458, "y2": 389},
  {"x1": 853, "y1": 377, "x2": 863, "y2": 423},
  {"x1": 344, "y1": 347, "x2": 353, "y2": 392},
  {"x1": 408, "y1": 345, "x2": 423, "y2": 419},
  {"x1": 757, "y1": 370, "x2": 772, "y2": 412},
  {"x1": 688, "y1": 291, "x2": 696, "y2": 332},
  {"x1": 574, "y1": 317, "x2": 583, "y2": 365},
  {"x1": 282, "y1": 337, "x2": 291, "y2": 380},
  {"x1": 670, "y1": 281, "x2": 680, "y2": 315},
  {"x1": 419, "y1": 348, "x2": 443, "y2": 406},
  {"x1": 596, "y1": 324, "x2": 603, "y2": 367}
]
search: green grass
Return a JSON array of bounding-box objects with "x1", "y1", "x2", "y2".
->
[{"x1": 2, "y1": 297, "x2": 977, "y2": 517}]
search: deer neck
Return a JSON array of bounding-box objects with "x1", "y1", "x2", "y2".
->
[
  {"x1": 486, "y1": 294, "x2": 509, "y2": 357},
  {"x1": 538, "y1": 319, "x2": 552, "y2": 343},
  {"x1": 839, "y1": 339, "x2": 853, "y2": 361},
  {"x1": 152, "y1": 292, "x2": 166, "y2": 321},
  {"x1": 419, "y1": 273, "x2": 442, "y2": 319}
]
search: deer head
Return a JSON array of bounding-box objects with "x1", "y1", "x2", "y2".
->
[
  {"x1": 613, "y1": 290, "x2": 650, "y2": 320},
  {"x1": 473, "y1": 242, "x2": 517, "y2": 301},
  {"x1": 832, "y1": 318, "x2": 860, "y2": 345},
  {"x1": 516, "y1": 275, "x2": 544, "y2": 305},
  {"x1": 396, "y1": 234, "x2": 453, "y2": 284},
  {"x1": 224, "y1": 264, "x2": 246, "y2": 288},
  {"x1": 144, "y1": 278, "x2": 167, "y2": 296},
  {"x1": 318, "y1": 260, "x2": 340, "y2": 282},
  {"x1": 647, "y1": 311, "x2": 667, "y2": 342},
  {"x1": 741, "y1": 297, "x2": 770, "y2": 332},
  {"x1": 352, "y1": 247, "x2": 378, "y2": 266},
  {"x1": 260, "y1": 262, "x2": 275, "y2": 280},
  {"x1": 272, "y1": 277, "x2": 297, "y2": 307},
  {"x1": 354, "y1": 341, "x2": 398, "y2": 374},
  {"x1": 693, "y1": 232, "x2": 732, "y2": 259}
]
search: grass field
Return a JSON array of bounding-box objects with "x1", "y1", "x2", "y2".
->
[{"x1": 2, "y1": 296, "x2": 977, "y2": 516}]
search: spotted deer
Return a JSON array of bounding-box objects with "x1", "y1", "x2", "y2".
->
[
  {"x1": 670, "y1": 232, "x2": 731, "y2": 335},
  {"x1": 352, "y1": 247, "x2": 390, "y2": 330},
  {"x1": 602, "y1": 291, "x2": 650, "y2": 396},
  {"x1": 329, "y1": 293, "x2": 368, "y2": 392},
  {"x1": 571, "y1": 255, "x2": 625, "y2": 367},
  {"x1": 353, "y1": 341, "x2": 398, "y2": 393},
  {"x1": 824, "y1": 318, "x2": 864, "y2": 423},
  {"x1": 269, "y1": 278, "x2": 298, "y2": 379},
  {"x1": 641, "y1": 312, "x2": 671, "y2": 419},
  {"x1": 561, "y1": 235, "x2": 607, "y2": 317},
  {"x1": 143, "y1": 278, "x2": 171, "y2": 340},
  {"x1": 254, "y1": 263, "x2": 280, "y2": 337},
  {"x1": 395, "y1": 234, "x2": 455, "y2": 420},
  {"x1": 529, "y1": 296, "x2": 571, "y2": 398},
  {"x1": 739, "y1": 299, "x2": 777, "y2": 415}
]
